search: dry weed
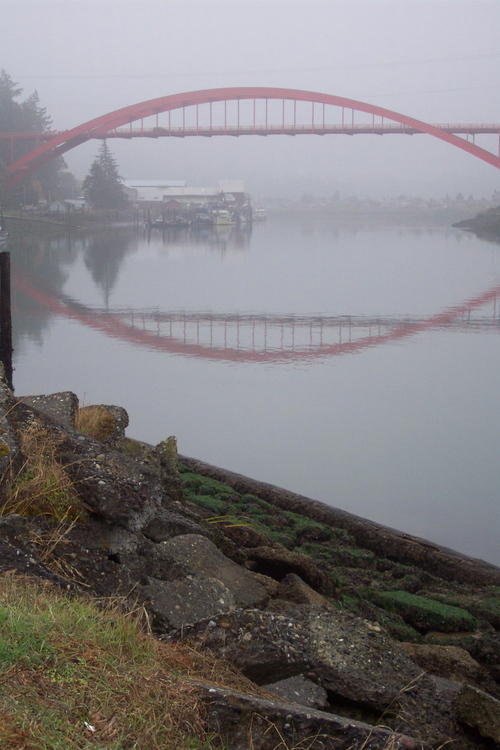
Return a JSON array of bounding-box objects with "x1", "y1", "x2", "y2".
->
[
  {"x1": 75, "y1": 405, "x2": 115, "y2": 442},
  {"x1": 27, "y1": 519, "x2": 88, "y2": 585},
  {"x1": 1, "y1": 423, "x2": 86, "y2": 521}
]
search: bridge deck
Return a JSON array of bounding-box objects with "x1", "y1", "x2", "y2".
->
[{"x1": 2, "y1": 123, "x2": 500, "y2": 142}]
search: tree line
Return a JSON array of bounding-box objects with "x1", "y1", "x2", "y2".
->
[{"x1": 0, "y1": 69, "x2": 128, "y2": 211}]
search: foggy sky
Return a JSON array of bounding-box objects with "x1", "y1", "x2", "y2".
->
[{"x1": 4, "y1": 0, "x2": 500, "y2": 199}]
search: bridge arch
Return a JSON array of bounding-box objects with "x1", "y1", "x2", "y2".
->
[{"x1": 6, "y1": 86, "x2": 500, "y2": 185}]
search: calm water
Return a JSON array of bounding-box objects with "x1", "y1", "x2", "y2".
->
[{"x1": 9, "y1": 217, "x2": 500, "y2": 566}]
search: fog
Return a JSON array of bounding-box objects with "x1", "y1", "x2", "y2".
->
[{"x1": 4, "y1": 0, "x2": 500, "y2": 199}]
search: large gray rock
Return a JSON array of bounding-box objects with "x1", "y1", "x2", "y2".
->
[
  {"x1": 169, "y1": 609, "x2": 311, "y2": 684},
  {"x1": 246, "y1": 544, "x2": 336, "y2": 595},
  {"x1": 171, "y1": 605, "x2": 467, "y2": 747},
  {"x1": 23, "y1": 392, "x2": 79, "y2": 429},
  {"x1": 263, "y1": 674, "x2": 329, "y2": 710},
  {"x1": 142, "y1": 576, "x2": 235, "y2": 630},
  {"x1": 158, "y1": 534, "x2": 267, "y2": 607},
  {"x1": 198, "y1": 683, "x2": 431, "y2": 750},
  {"x1": 142, "y1": 507, "x2": 209, "y2": 542},
  {"x1": 307, "y1": 608, "x2": 424, "y2": 710},
  {"x1": 400, "y1": 643, "x2": 493, "y2": 690},
  {"x1": 306, "y1": 609, "x2": 467, "y2": 746},
  {"x1": 274, "y1": 573, "x2": 331, "y2": 607},
  {"x1": 454, "y1": 684, "x2": 500, "y2": 742},
  {"x1": 143, "y1": 436, "x2": 185, "y2": 503}
]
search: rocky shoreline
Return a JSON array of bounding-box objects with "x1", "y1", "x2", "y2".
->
[
  {"x1": 0, "y1": 378, "x2": 499, "y2": 748},
  {"x1": 453, "y1": 206, "x2": 500, "y2": 241}
]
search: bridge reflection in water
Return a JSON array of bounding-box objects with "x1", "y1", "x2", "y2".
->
[{"x1": 13, "y1": 267, "x2": 500, "y2": 363}]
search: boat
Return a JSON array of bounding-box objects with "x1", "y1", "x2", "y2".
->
[
  {"x1": 211, "y1": 209, "x2": 236, "y2": 226},
  {"x1": 193, "y1": 209, "x2": 214, "y2": 226},
  {"x1": 254, "y1": 206, "x2": 267, "y2": 220}
]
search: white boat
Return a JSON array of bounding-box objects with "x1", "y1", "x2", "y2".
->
[
  {"x1": 193, "y1": 209, "x2": 213, "y2": 226},
  {"x1": 254, "y1": 206, "x2": 267, "y2": 220},
  {"x1": 212, "y1": 209, "x2": 236, "y2": 226}
]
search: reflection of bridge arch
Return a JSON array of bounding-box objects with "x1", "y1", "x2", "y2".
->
[
  {"x1": 6, "y1": 87, "x2": 500, "y2": 185},
  {"x1": 13, "y1": 266, "x2": 500, "y2": 363}
]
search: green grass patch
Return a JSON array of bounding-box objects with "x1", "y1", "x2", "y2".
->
[
  {"x1": 186, "y1": 494, "x2": 228, "y2": 515},
  {"x1": 0, "y1": 573, "x2": 256, "y2": 749},
  {"x1": 181, "y1": 472, "x2": 236, "y2": 499},
  {"x1": 367, "y1": 590, "x2": 477, "y2": 633}
]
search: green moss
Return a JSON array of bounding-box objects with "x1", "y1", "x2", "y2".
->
[
  {"x1": 186, "y1": 494, "x2": 228, "y2": 515},
  {"x1": 339, "y1": 593, "x2": 362, "y2": 614},
  {"x1": 295, "y1": 542, "x2": 334, "y2": 560},
  {"x1": 475, "y1": 597, "x2": 500, "y2": 626},
  {"x1": 240, "y1": 493, "x2": 273, "y2": 510},
  {"x1": 375, "y1": 612, "x2": 422, "y2": 642},
  {"x1": 481, "y1": 597, "x2": 500, "y2": 615},
  {"x1": 121, "y1": 437, "x2": 149, "y2": 457},
  {"x1": 250, "y1": 519, "x2": 290, "y2": 546},
  {"x1": 343, "y1": 546, "x2": 375, "y2": 560},
  {"x1": 180, "y1": 473, "x2": 236, "y2": 499},
  {"x1": 368, "y1": 590, "x2": 477, "y2": 633}
]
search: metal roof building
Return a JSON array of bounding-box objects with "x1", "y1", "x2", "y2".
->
[{"x1": 123, "y1": 179, "x2": 247, "y2": 208}]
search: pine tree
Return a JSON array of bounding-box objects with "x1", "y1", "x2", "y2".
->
[
  {"x1": 82, "y1": 142, "x2": 129, "y2": 210},
  {"x1": 0, "y1": 69, "x2": 66, "y2": 206}
]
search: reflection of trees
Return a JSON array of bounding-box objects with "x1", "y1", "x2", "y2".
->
[
  {"x1": 12, "y1": 233, "x2": 80, "y2": 353},
  {"x1": 83, "y1": 229, "x2": 136, "y2": 306},
  {"x1": 11, "y1": 229, "x2": 136, "y2": 363}
]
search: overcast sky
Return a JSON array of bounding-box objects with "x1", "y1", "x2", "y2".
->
[{"x1": 4, "y1": 0, "x2": 500, "y2": 199}]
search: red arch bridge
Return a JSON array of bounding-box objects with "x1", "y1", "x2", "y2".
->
[
  {"x1": 3, "y1": 87, "x2": 500, "y2": 186},
  {"x1": 13, "y1": 267, "x2": 500, "y2": 362}
]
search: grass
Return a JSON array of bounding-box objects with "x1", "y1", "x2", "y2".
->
[
  {"x1": 1, "y1": 423, "x2": 86, "y2": 522},
  {"x1": 0, "y1": 572, "x2": 262, "y2": 750},
  {"x1": 181, "y1": 472, "x2": 237, "y2": 501},
  {"x1": 366, "y1": 590, "x2": 477, "y2": 633},
  {"x1": 0, "y1": 423, "x2": 89, "y2": 583},
  {"x1": 74, "y1": 405, "x2": 115, "y2": 443}
]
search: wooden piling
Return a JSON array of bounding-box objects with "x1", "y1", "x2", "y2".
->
[{"x1": 0, "y1": 252, "x2": 13, "y2": 390}]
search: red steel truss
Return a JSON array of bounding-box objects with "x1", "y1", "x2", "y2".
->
[{"x1": 4, "y1": 87, "x2": 500, "y2": 185}]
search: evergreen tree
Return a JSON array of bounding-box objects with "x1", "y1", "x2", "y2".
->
[
  {"x1": 82, "y1": 142, "x2": 129, "y2": 210},
  {"x1": 0, "y1": 69, "x2": 66, "y2": 207}
]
